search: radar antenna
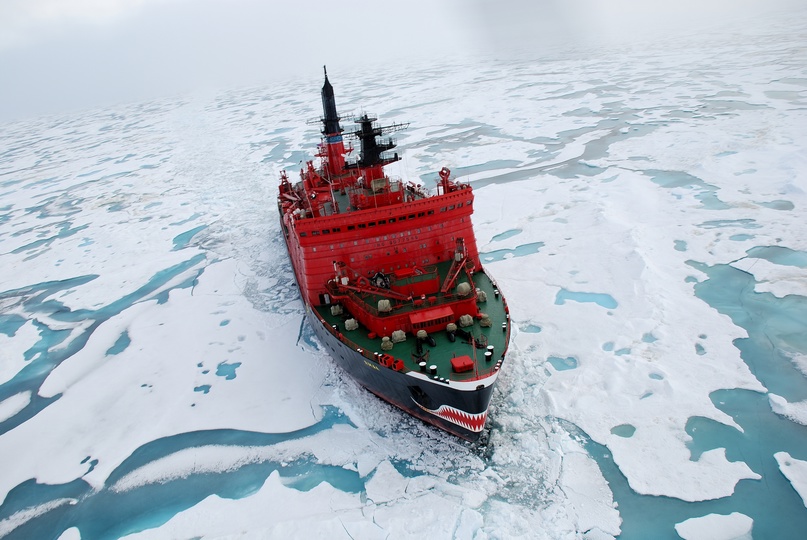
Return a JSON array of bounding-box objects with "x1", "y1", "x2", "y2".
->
[{"x1": 344, "y1": 114, "x2": 409, "y2": 169}]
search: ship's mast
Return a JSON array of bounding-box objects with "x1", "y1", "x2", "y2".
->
[
  {"x1": 345, "y1": 115, "x2": 408, "y2": 182},
  {"x1": 320, "y1": 66, "x2": 347, "y2": 177},
  {"x1": 318, "y1": 68, "x2": 408, "y2": 185}
]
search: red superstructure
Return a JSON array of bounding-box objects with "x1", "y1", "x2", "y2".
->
[
  {"x1": 277, "y1": 68, "x2": 510, "y2": 440},
  {"x1": 279, "y1": 164, "x2": 483, "y2": 335}
]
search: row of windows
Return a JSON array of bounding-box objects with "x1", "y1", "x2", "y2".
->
[
  {"x1": 412, "y1": 314, "x2": 454, "y2": 330},
  {"x1": 299, "y1": 200, "x2": 470, "y2": 238},
  {"x1": 311, "y1": 221, "x2": 465, "y2": 253}
]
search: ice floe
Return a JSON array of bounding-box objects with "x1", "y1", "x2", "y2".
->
[
  {"x1": 775, "y1": 452, "x2": 807, "y2": 508},
  {"x1": 674, "y1": 512, "x2": 753, "y2": 540}
]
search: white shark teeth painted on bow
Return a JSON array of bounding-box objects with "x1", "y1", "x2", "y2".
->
[{"x1": 414, "y1": 401, "x2": 487, "y2": 432}]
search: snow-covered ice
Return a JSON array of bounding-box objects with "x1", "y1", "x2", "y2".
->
[
  {"x1": 769, "y1": 393, "x2": 807, "y2": 426},
  {"x1": 674, "y1": 512, "x2": 753, "y2": 540},
  {"x1": 775, "y1": 452, "x2": 807, "y2": 509}
]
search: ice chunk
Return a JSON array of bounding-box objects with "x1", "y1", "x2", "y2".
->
[
  {"x1": 365, "y1": 460, "x2": 407, "y2": 504},
  {"x1": 674, "y1": 512, "x2": 752, "y2": 540},
  {"x1": 769, "y1": 394, "x2": 807, "y2": 426},
  {"x1": 774, "y1": 452, "x2": 807, "y2": 508}
]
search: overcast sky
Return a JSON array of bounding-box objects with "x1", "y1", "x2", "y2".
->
[{"x1": 0, "y1": 0, "x2": 800, "y2": 121}]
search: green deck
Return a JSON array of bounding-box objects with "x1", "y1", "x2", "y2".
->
[{"x1": 316, "y1": 263, "x2": 510, "y2": 382}]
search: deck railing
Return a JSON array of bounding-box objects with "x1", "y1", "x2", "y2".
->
[{"x1": 325, "y1": 279, "x2": 478, "y2": 318}]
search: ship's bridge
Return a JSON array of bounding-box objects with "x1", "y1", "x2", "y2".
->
[{"x1": 335, "y1": 176, "x2": 428, "y2": 213}]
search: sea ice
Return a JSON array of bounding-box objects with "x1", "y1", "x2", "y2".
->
[
  {"x1": 558, "y1": 443, "x2": 621, "y2": 536},
  {"x1": 475, "y1": 169, "x2": 766, "y2": 501},
  {"x1": 0, "y1": 321, "x2": 42, "y2": 386},
  {"x1": 121, "y1": 470, "x2": 378, "y2": 540},
  {"x1": 56, "y1": 527, "x2": 81, "y2": 540},
  {"x1": 0, "y1": 258, "x2": 329, "y2": 502},
  {"x1": 674, "y1": 512, "x2": 753, "y2": 540},
  {"x1": 730, "y1": 257, "x2": 807, "y2": 298},
  {"x1": 0, "y1": 391, "x2": 30, "y2": 424},
  {"x1": 775, "y1": 452, "x2": 807, "y2": 508},
  {"x1": 0, "y1": 498, "x2": 77, "y2": 538},
  {"x1": 769, "y1": 394, "x2": 807, "y2": 426}
]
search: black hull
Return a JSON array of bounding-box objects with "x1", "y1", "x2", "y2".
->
[{"x1": 306, "y1": 305, "x2": 496, "y2": 440}]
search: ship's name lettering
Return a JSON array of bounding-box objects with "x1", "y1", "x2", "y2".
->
[{"x1": 363, "y1": 359, "x2": 380, "y2": 371}]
